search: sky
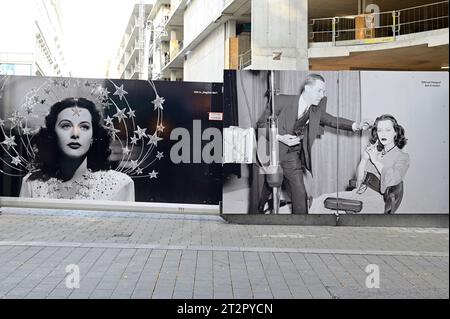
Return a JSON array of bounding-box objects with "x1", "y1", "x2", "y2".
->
[{"x1": 59, "y1": 0, "x2": 150, "y2": 78}]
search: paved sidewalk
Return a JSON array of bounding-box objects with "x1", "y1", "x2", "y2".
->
[{"x1": 0, "y1": 208, "x2": 448, "y2": 299}]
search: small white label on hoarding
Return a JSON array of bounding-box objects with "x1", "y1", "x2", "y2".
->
[{"x1": 208, "y1": 112, "x2": 223, "y2": 121}]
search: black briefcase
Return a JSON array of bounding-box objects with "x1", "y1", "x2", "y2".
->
[{"x1": 324, "y1": 197, "x2": 363, "y2": 213}]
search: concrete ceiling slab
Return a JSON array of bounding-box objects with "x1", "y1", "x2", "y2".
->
[{"x1": 310, "y1": 43, "x2": 449, "y2": 70}]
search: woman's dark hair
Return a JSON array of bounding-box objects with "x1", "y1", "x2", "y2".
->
[
  {"x1": 30, "y1": 97, "x2": 111, "y2": 181},
  {"x1": 369, "y1": 114, "x2": 407, "y2": 151}
]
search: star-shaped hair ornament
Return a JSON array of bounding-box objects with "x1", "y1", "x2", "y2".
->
[
  {"x1": 102, "y1": 100, "x2": 113, "y2": 109},
  {"x1": 71, "y1": 106, "x2": 82, "y2": 116},
  {"x1": 113, "y1": 84, "x2": 128, "y2": 101},
  {"x1": 107, "y1": 126, "x2": 121, "y2": 135},
  {"x1": 8, "y1": 111, "x2": 25, "y2": 129},
  {"x1": 91, "y1": 87, "x2": 104, "y2": 100},
  {"x1": 153, "y1": 96, "x2": 165, "y2": 110},
  {"x1": 106, "y1": 126, "x2": 121, "y2": 141},
  {"x1": 2, "y1": 135, "x2": 17, "y2": 149},
  {"x1": 104, "y1": 116, "x2": 114, "y2": 126},
  {"x1": 30, "y1": 79, "x2": 114, "y2": 116},
  {"x1": 100, "y1": 88, "x2": 111, "y2": 100},
  {"x1": 156, "y1": 151, "x2": 164, "y2": 160},
  {"x1": 11, "y1": 156, "x2": 21, "y2": 166},
  {"x1": 113, "y1": 106, "x2": 127, "y2": 123},
  {"x1": 28, "y1": 94, "x2": 39, "y2": 105},
  {"x1": 122, "y1": 146, "x2": 131, "y2": 156},
  {"x1": 134, "y1": 126, "x2": 147, "y2": 139},
  {"x1": 61, "y1": 80, "x2": 70, "y2": 88},
  {"x1": 149, "y1": 170, "x2": 158, "y2": 179},
  {"x1": 43, "y1": 86, "x2": 51, "y2": 95},
  {"x1": 22, "y1": 127, "x2": 32, "y2": 135},
  {"x1": 156, "y1": 124, "x2": 165, "y2": 132},
  {"x1": 127, "y1": 109, "x2": 136, "y2": 118},
  {"x1": 130, "y1": 136, "x2": 139, "y2": 145},
  {"x1": 147, "y1": 133, "x2": 163, "y2": 146},
  {"x1": 25, "y1": 105, "x2": 35, "y2": 115}
]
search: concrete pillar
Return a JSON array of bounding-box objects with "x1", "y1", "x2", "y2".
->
[
  {"x1": 225, "y1": 20, "x2": 237, "y2": 39},
  {"x1": 251, "y1": 0, "x2": 309, "y2": 71},
  {"x1": 170, "y1": 70, "x2": 177, "y2": 81}
]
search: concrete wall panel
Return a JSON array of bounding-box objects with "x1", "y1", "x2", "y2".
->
[
  {"x1": 184, "y1": 0, "x2": 225, "y2": 46},
  {"x1": 184, "y1": 25, "x2": 225, "y2": 82},
  {"x1": 251, "y1": 0, "x2": 308, "y2": 70}
]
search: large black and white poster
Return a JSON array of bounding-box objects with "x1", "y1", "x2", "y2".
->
[
  {"x1": 222, "y1": 70, "x2": 449, "y2": 215},
  {"x1": 0, "y1": 75, "x2": 222, "y2": 205}
]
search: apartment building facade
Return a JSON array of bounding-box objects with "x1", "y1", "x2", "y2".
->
[
  {"x1": 146, "y1": 0, "x2": 448, "y2": 82},
  {"x1": 148, "y1": 0, "x2": 309, "y2": 82},
  {"x1": 0, "y1": 0, "x2": 70, "y2": 77},
  {"x1": 147, "y1": 0, "x2": 172, "y2": 80},
  {"x1": 109, "y1": 3, "x2": 153, "y2": 80}
]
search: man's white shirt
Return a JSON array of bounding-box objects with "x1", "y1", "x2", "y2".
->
[{"x1": 297, "y1": 95, "x2": 310, "y2": 124}]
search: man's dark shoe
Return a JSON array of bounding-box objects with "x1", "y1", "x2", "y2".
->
[{"x1": 265, "y1": 199, "x2": 288, "y2": 212}]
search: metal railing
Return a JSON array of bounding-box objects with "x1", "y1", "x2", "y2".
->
[
  {"x1": 309, "y1": 1, "x2": 448, "y2": 44},
  {"x1": 238, "y1": 49, "x2": 252, "y2": 69},
  {"x1": 397, "y1": 1, "x2": 449, "y2": 35}
]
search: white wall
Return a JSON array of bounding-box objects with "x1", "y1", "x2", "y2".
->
[
  {"x1": 0, "y1": 1, "x2": 35, "y2": 53},
  {"x1": 183, "y1": 25, "x2": 225, "y2": 82},
  {"x1": 183, "y1": 0, "x2": 224, "y2": 46},
  {"x1": 361, "y1": 71, "x2": 449, "y2": 214},
  {"x1": 154, "y1": 4, "x2": 171, "y2": 27}
]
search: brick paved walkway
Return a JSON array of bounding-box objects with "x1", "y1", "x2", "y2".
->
[{"x1": 0, "y1": 208, "x2": 448, "y2": 299}]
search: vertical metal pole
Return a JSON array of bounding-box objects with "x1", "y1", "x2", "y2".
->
[
  {"x1": 336, "y1": 75, "x2": 340, "y2": 214},
  {"x1": 138, "y1": 0, "x2": 145, "y2": 79},
  {"x1": 332, "y1": 18, "x2": 336, "y2": 46},
  {"x1": 269, "y1": 70, "x2": 279, "y2": 214},
  {"x1": 392, "y1": 11, "x2": 396, "y2": 38},
  {"x1": 270, "y1": 70, "x2": 275, "y2": 118}
]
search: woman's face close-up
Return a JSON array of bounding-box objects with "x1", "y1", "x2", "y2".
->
[
  {"x1": 377, "y1": 119, "x2": 396, "y2": 146},
  {"x1": 55, "y1": 107, "x2": 93, "y2": 158}
]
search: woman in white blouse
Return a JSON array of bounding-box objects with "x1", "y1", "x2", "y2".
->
[{"x1": 310, "y1": 114, "x2": 409, "y2": 214}]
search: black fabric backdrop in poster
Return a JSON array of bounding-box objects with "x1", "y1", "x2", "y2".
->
[{"x1": 0, "y1": 75, "x2": 222, "y2": 205}]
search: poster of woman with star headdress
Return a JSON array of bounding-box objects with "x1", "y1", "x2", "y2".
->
[{"x1": 0, "y1": 75, "x2": 223, "y2": 209}]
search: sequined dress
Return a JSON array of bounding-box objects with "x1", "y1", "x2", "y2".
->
[{"x1": 20, "y1": 170, "x2": 135, "y2": 201}]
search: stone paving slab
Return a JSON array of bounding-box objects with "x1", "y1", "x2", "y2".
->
[
  {"x1": 0, "y1": 242, "x2": 447, "y2": 257},
  {"x1": 0, "y1": 208, "x2": 448, "y2": 299},
  {"x1": 0, "y1": 208, "x2": 448, "y2": 253},
  {"x1": 0, "y1": 245, "x2": 447, "y2": 299}
]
